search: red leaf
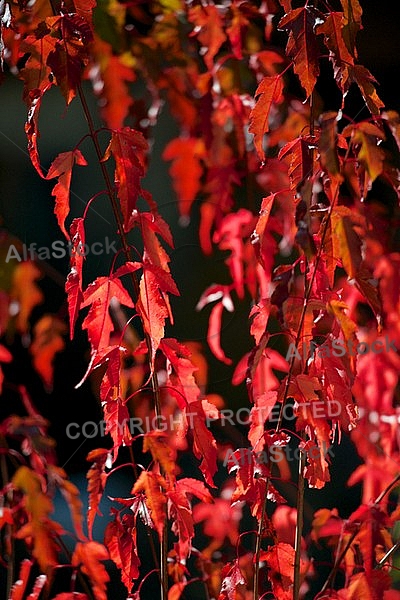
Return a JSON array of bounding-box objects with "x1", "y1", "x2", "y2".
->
[
  {"x1": 81, "y1": 275, "x2": 134, "y2": 354},
  {"x1": 278, "y1": 136, "x2": 314, "y2": 191},
  {"x1": 46, "y1": 150, "x2": 87, "y2": 240},
  {"x1": 187, "y1": 400, "x2": 218, "y2": 487},
  {"x1": 143, "y1": 430, "x2": 177, "y2": 481},
  {"x1": 25, "y1": 86, "x2": 53, "y2": 178},
  {"x1": 249, "y1": 298, "x2": 271, "y2": 346},
  {"x1": 89, "y1": 36, "x2": 135, "y2": 128},
  {"x1": 71, "y1": 541, "x2": 110, "y2": 600},
  {"x1": 278, "y1": 6, "x2": 320, "y2": 99},
  {"x1": 86, "y1": 448, "x2": 110, "y2": 539},
  {"x1": 159, "y1": 338, "x2": 201, "y2": 408},
  {"x1": 162, "y1": 137, "x2": 206, "y2": 218},
  {"x1": 104, "y1": 511, "x2": 140, "y2": 593},
  {"x1": 188, "y1": 5, "x2": 226, "y2": 70},
  {"x1": 193, "y1": 495, "x2": 242, "y2": 547},
  {"x1": 207, "y1": 301, "x2": 233, "y2": 366},
  {"x1": 131, "y1": 471, "x2": 167, "y2": 539},
  {"x1": 248, "y1": 390, "x2": 279, "y2": 451},
  {"x1": 249, "y1": 75, "x2": 284, "y2": 161},
  {"x1": 0, "y1": 344, "x2": 12, "y2": 363},
  {"x1": 227, "y1": 450, "x2": 285, "y2": 517},
  {"x1": 46, "y1": 15, "x2": 93, "y2": 105},
  {"x1": 136, "y1": 268, "x2": 170, "y2": 370},
  {"x1": 9, "y1": 559, "x2": 33, "y2": 600},
  {"x1": 73, "y1": 0, "x2": 96, "y2": 21},
  {"x1": 167, "y1": 583, "x2": 187, "y2": 600},
  {"x1": 218, "y1": 560, "x2": 246, "y2": 600},
  {"x1": 261, "y1": 542, "x2": 300, "y2": 600},
  {"x1": 316, "y1": 12, "x2": 354, "y2": 102},
  {"x1": 66, "y1": 218, "x2": 86, "y2": 339},
  {"x1": 176, "y1": 477, "x2": 213, "y2": 503},
  {"x1": 213, "y1": 209, "x2": 255, "y2": 299},
  {"x1": 103, "y1": 128, "x2": 148, "y2": 231}
]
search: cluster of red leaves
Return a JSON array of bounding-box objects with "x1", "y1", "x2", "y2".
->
[{"x1": 2, "y1": 0, "x2": 400, "y2": 599}]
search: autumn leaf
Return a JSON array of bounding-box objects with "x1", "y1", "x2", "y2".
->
[
  {"x1": 261, "y1": 542, "x2": 305, "y2": 600},
  {"x1": 48, "y1": 464, "x2": 86, "y2": 541},
  {"x1": 103, "y1": 128, "x2": 148, "y2": 231},
  {"x1": 46, "y1": 15, "x2": 93, "y2": 105},
  {"x1": 86, "y1": 448, "x2": 110, "y2": 539},
  {"x1": 278, "y1": 136, "x2": 314, "y2": 191},
  {"x1": 10, "y1": 261, "x2": 44, "y2": 334},
  {"x1": 327, "y1": 299, "x2": 358, "y2": 351},
  {"x1": 316, "y1": 12, "x2": 354, "y2": 102},
  {"x1": 136, "y1": 267, "x2": 170, "y2": 370},
  {"x1": 207, "y1": 298, "x2": 233, "y2": 361},
  {"x1": 72, "y1": 541, "x2": 110, "y2": 600},
  {"x1": 249, "y1": 75, "x2": 284, "y2": 161},
  {"x1": 331, "y1": 210, "x2": 363, "y2": 280},
  {"x1": 186, "y1": 400, "x2": 218, "y2": 487},
  {"x1": 166, "y1": 478, "x2": 213, "y2": 562},
  {"x1": 159, "y1": 337, "x2": 201, "y2": 407},
  {"x1": 12, "y1": 466, "x2": 62, "y2": 570},
  {"x1": 20, "y1": 32, "x2": 55, "y2": 177},
  {"x1": 104, "y1": 510, "x2": 140, "y2": 593},
  {"x1": 100, "y1": 54, "x2": 136, "y2": 129},
  {"x1": 81, "y1": 275, "x2": 134, "y2": 354},
  {"x1": 188, "y1": 4, "x2": 226, "y2": 70},
  {"x1": 87, "y1": 344, "x2": 133, "y2": 462},
  {"x1": 45, "y1": 149, "x2": 87, "y2": 240},
  {"x1": 66, "y1": 217, "x2": 86, "y2": 339},
  {"x1": 132, "y1": 470, "x2": 167, "y2": 539},
  {"x1": 340, "y1": 0, "x2": 363, "y2": 58},
  {"x1": 162, "y1": 137, "x2": 206, "y2": 218},
  {"x1": 218, "y1": 560, "x2": 246, "y2": 600},
  {"x1": 318, "y1": 111, "x2": 343, "y2": 180},
  {"x1": 9, "y1": 559, "x2": 33, "y2": 600},
  {"x1": 74, "y1": 0, "x2": 97, "y2": 22},
  {"x1": 342, "y1": 121, "x2": 386, "y2": 180},
  {"x1": 227, "y1": 450, "x2": 285, "y2": 517},
  {"x1": 278, "y1": 6, "x2": 321, "y2": 99},
  {"x1": 143, "y1": 430, "x2": 177, "y2": 481},
  {"x1": 193, "y1": 495, "x2": 242, "y2": 548},
  {"x1": 349, "y1": 64, "x2": 385, "y2": 115},
  {"x1": 167, "y1": 582, "x2": 187, "y2": 600},
  {"x1": 29, "y1": 314, "x2": 67, "y2": 391},
  {"x1": 213, "y1": 209, "x2": 255, "y2": 300}
]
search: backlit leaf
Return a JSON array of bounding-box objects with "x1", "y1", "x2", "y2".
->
[
  {"x1": 81, "y1": 275, "x2": 134, "y2": 353},
  {"x1": 249, "y1": 75, "x2": 284, "y2": 161},
  {"x1": 71, "y1": 541, "x2": 110, "y2": 600},
  {"x1": 103, "y1": 128, "x2": 149, "y2": 231},
  {"x1": 278, "y1": 136, "x2": 313, "y2": 191},
  {"x1": 86, "y1": 448, "x2": 110, "y2": 539},
  {"x1": 143, "y1": 430, "x2": 177, "y2": 481},
  {"x1": 132, "y1": 471, "x2": 167, "y2": 539},
  {"x1": 188, "y1": 5, "x2": 226, "y2": 70},
  {"x1": 104, "y1": 511, "x2": 140, "y2": 593},
  {"x1": 10, "y1": 261, "x2": 44, "y2": 334},
  {"x1": 46, "y1": 149, "x2": 87, "y2": 240},
  {"x1": 163, "y1": 137, "x2": 206, "y2": 218},
  {"x1": 279, "y1": 6, "x2": 320, "y2": 98},
  {"x1": 66, "y1": 217, "x2": 86, "y2": 339}
]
